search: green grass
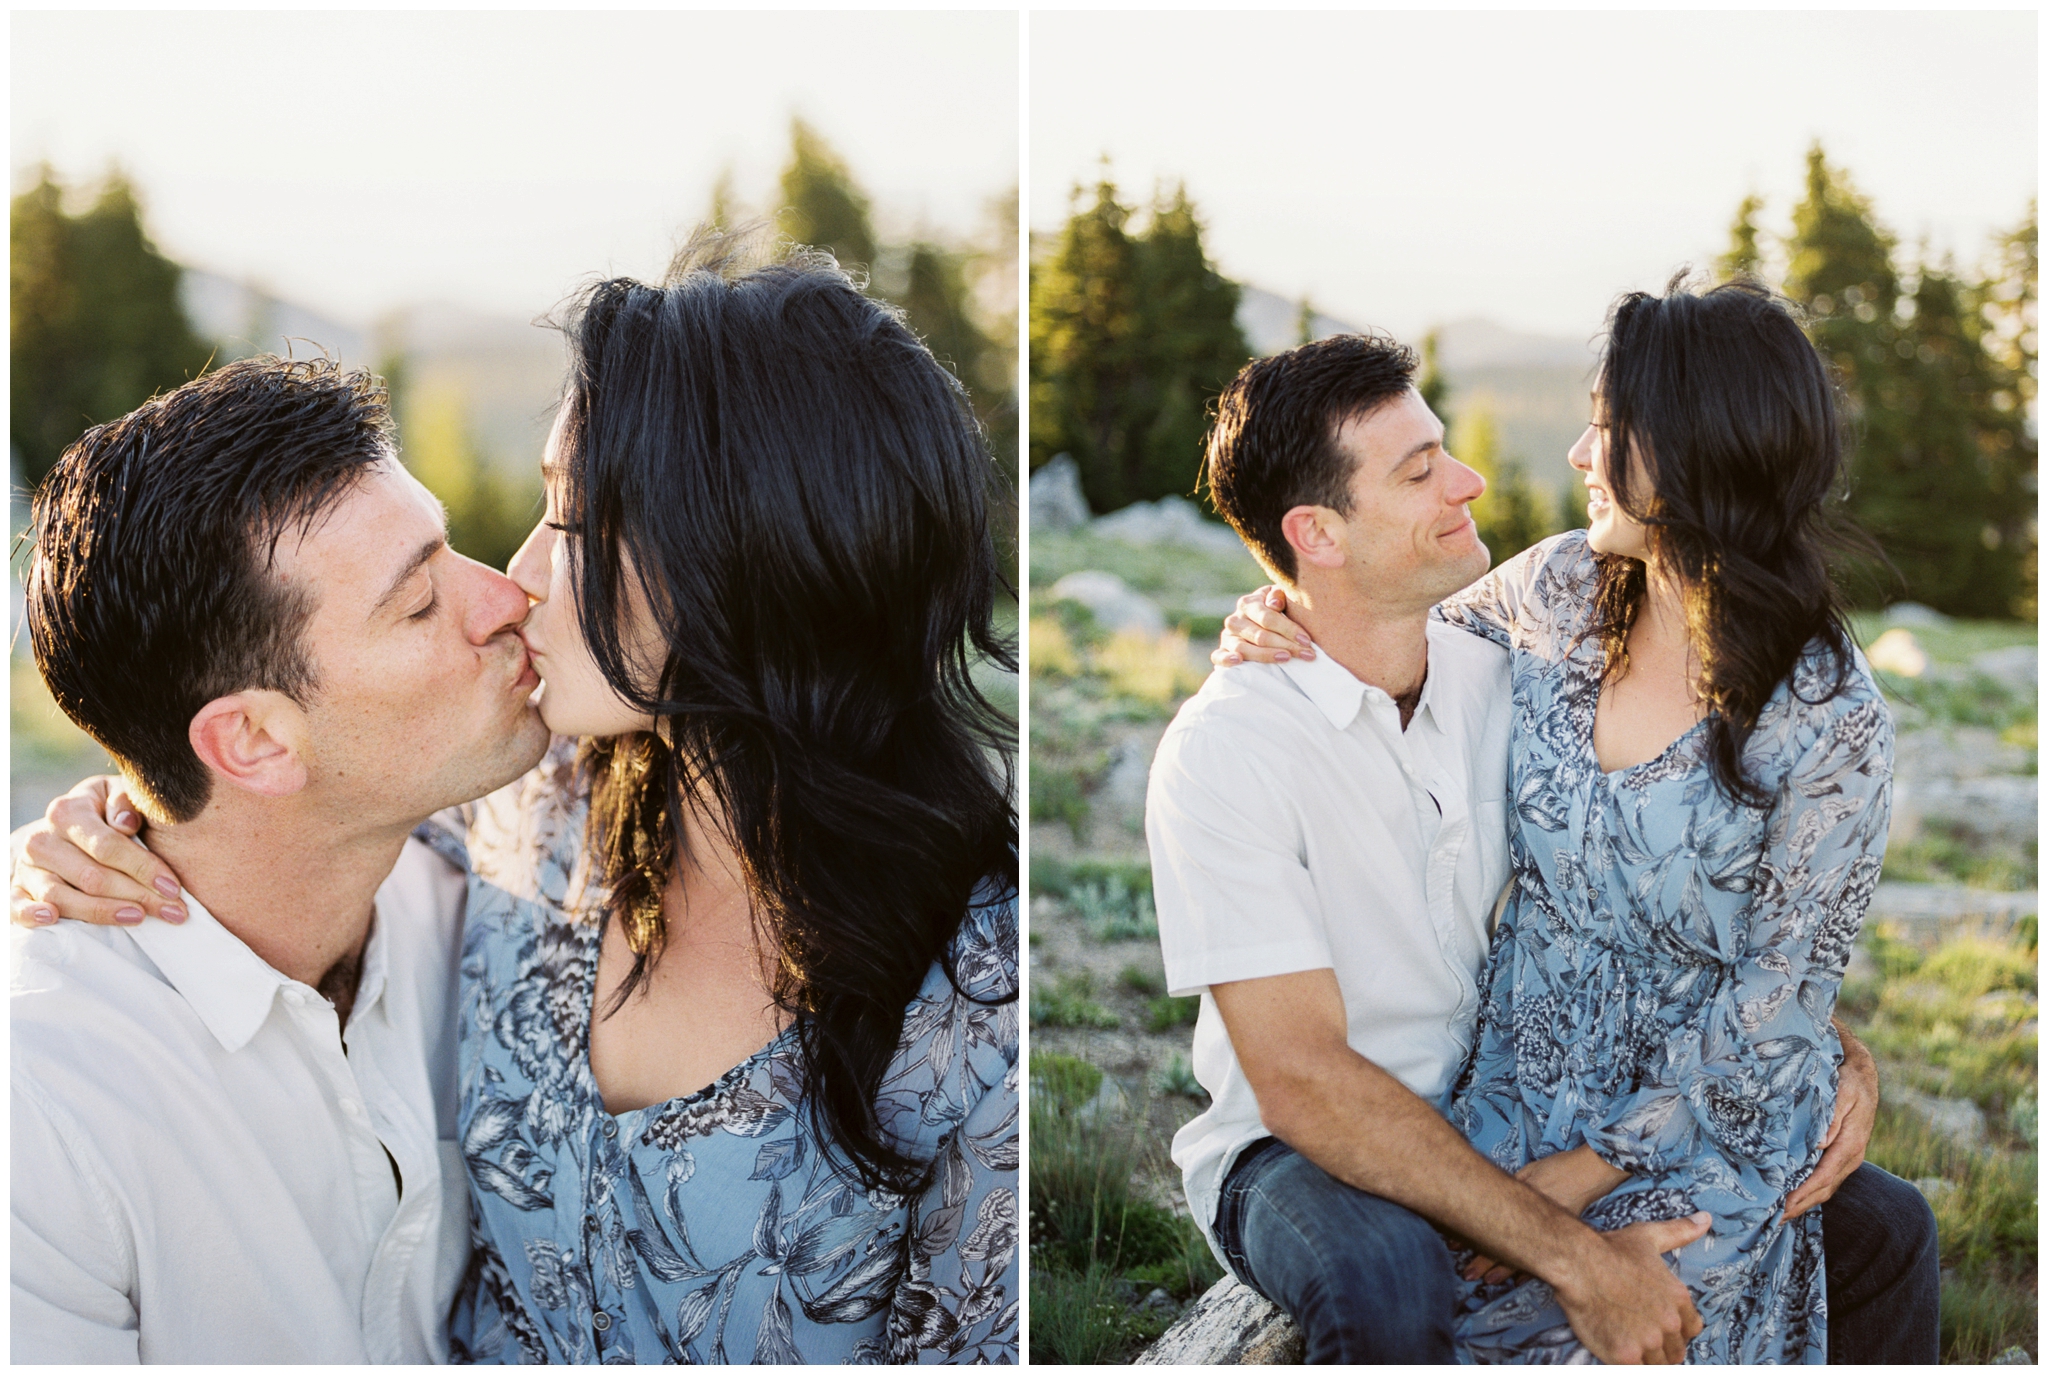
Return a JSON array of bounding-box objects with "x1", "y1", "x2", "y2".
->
[
  {"x1": 1030, "y1": 1057, "x2": 1224, "y2": 1363},
  {"x1": 1030, "y1": 527, "x2": 1263, "y2": 613},
  {"x1": 1033, "y1": 855, "x2": 1154, "y2": 901},
  {"x1": 1145, "y1": 993, "x2": 1200, "y2": 1033},
  {"x1": 1118, "y1": 964, "x2": 1166, "y2": 997},
  {"x1": 11, "y1": 657, "x2": 114, "y2": 777},
  {"x1": 1070, "y1": 874, "x2": 1159, "y2": 942},
  {"x1": 1882, "y1": 824, "x2": 2037, "y2": 891},
  {"x1": 1032, "y1": 971, "x2": 1119, "y2": 1030},
  {"x1": 1152, "y1": 1053, "x2": 1204, "y2": 1100}
]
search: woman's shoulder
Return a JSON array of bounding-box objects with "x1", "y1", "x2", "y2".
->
[
  {"x1": 1433, "y1": 528, "x2": 1598, "y2": 647},
  {"x1": 464, "y1": 737, "x2": 592, "y2": 909},
  {"x1": 884, "y1": 873, "x2": 1019, "y2": 1132}
]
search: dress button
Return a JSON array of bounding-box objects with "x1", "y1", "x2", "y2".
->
[
  {"x1": 601, "y1": 1117, "x2": 618, "y2": 1139},
  {"x1": 593, "y1": 1311, "x2": 612, "y2": 1332}
]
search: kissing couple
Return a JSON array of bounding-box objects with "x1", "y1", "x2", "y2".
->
[
  {"x1": 12, "y1": 230, "x2": 1020, "y2": 1363},
  {"x1": 1147, "y1": 277, "x2": 1938, "y2": 1363}
]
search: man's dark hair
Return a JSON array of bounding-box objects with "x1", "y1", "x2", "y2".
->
[
  {"x1": 26, "y1": 355, "x2": 396, "y2": 821},
  {"x1": 1202, "y1": 332, "x2": 1419, "y2": 581}
]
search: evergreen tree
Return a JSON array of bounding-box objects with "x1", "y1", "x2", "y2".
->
[
  {"x1": 1453, "y1": 403, "x2": 1551, "y2": 564},
  {"x1": 1027, "y1": 179, "x2": 1250, "y2": 513},
  {"x1": 1784, "y1": 145, "x2": 2027, "y2": 615},
  {"x1": 12, "y1": 168, "x2": 213, "y2": 488},
  {"x1": 778, "y1": 118, "x2": 878, "y2": 276},
  {"x1": 1416, "y1": 329, "x2": 1450, "y2": 421},
  {"x1": 399, "y1": 381, "x2": 531, "y2": 575},
  {"x1": 1028, "y1": 179, "x2": 1146, "y2": 505},
  {"x1": 1134, "y1": 184, "x2": 1251, "y2": 509},
  {"x1": 1721, "y1": 193, "x2": 1765, "y2": 279}
]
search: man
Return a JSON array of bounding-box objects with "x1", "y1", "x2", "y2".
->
[
  {"x1": 10, "y1": 357, "x2": 551, "y2": 1361},
  {"x1": 1147, "y1": 332, "x2": 1938, "y2": 1363}
]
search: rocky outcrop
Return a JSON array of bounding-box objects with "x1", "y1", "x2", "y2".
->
[{"x1": 1135, "y1": 1277, "x2": 1304, "y2": 1365}]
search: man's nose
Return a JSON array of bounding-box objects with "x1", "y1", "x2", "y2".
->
[
  {"x1": 459, "y1": 556, "x2": 532, "y2": 643},
  {"x1": 1447, "y1": 456, "x2": 1486, "y2": 505}
]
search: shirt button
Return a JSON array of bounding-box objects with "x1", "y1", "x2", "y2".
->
[
  {"x1": 284, "y1": 989, "x2": 305, "y2": 1007},
  {"x1": 592, "y1": 1312, "x2": 612, "y2": 1332},
  {"x1": 339, "y1": 1098, "x2": 363, "y2": 1118}
]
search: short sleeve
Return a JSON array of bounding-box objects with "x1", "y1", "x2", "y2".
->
[
  {"x1": 11, "y1": 1080, "x2": 140, "y2": 1363},
  {"x1": 1147, "y1": 716, "x2": 1334, "y2": 997}
]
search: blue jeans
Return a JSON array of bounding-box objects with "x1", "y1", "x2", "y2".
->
[{"x1": 1213, "y1": 1138, "x2": 1941, "y2": 1365}]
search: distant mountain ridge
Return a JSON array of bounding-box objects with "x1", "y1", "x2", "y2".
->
[
  {"x1": 179, "y1": 269, "x2": 562, "y2": 475},
  {"x1": 1235, "y1": 286, "x2": 1594, "y2": 487}
]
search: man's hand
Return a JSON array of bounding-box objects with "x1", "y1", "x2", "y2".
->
[
  {"x1": 1553, "y1": 1212, "x2": 1711, "y2": 1364},
  {"x1": 1783, "y1": 1021, "x2": 1879, "y2": 1220},
  {"x1": 10, "y1": 777, "x2": 186, "y2": 927},
  {"x1": 1465, "y1": 1145, "x2": 1629, "y2": 1283}
]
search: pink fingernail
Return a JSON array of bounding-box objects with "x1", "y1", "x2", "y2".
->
[
  {"x1": 154, "y1": 877, "x2": 179, "y2": 898},
  {"x1": 32, "y1": 907, "x2": 56, "y2": 926},
  {"x1": 114, "y1": 811, "x2": 140, "y2": 831},
  {"x1": 159, "y1": 904, "x2": 188, "y2": 924},
  {"x1": 114, "y1": 907, "x2": 145, "y2": 925},
  {"x1": 1275, "y1": 651, "x2": 1291, "y2": 662}
]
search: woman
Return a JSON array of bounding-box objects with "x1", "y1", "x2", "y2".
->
[
  {"x1": 17, "y1": 233, "x2": 1021, "y2": 1364},
  {"x1": 1216, "y1": 277, "x2": 1891, "y2": 1362}
]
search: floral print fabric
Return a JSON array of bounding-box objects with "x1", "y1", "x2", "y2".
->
[
  {"x1": 431, "y1": 744, "x2": 1020, "y2": 1363},
  {"x1": 1437, "y1": 533, "x2": 1892, "y2": 1364}
]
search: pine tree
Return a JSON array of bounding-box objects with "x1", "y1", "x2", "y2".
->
[
  {"x1": 1721, "y1": 193, "x2": 1765, "y2": 280},
  {"x1": 778, "y1": 118, "x2": 878, "y2": 275},
  {"x1": 1133, "y1": 184, "x2": 1251, "y2": 508},
  {"x1": 1416, "y1": 330, "x2": 1450, "y2": 422},
  {"x1": 1784, "y1": 145, "x2": 2028, "y2": 615},
  {"x1": 11, "y1": 168, "x2": 213, "y2": 488},
  {"x1": 1453, "y1": 403, "x2": 1551, "y2": 564},
  {"x1": 1028, "y1": 179, "x2": 1146, "y2": 508}
]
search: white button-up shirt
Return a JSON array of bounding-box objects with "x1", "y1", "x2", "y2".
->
[
  {"x1": 11, "y1": 837, "x2": 468, "y2": 1363},
  {"x1": 1147, "y1": 620, "x2": 1513, "y2": 1260}
]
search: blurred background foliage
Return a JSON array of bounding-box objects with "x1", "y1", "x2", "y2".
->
[
  {"x1": 11, "y1": 116, "x2": 1018, "y2": 576},
  {"x1": 1029, "y1": 145, "x2": 2037, "y2": 619}
]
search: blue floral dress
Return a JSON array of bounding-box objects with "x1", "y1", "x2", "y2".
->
[
  {"x1": 1439, "y1": 533, "x2": 1892, "y2": 1364},
  {"x1": 425, "y1": 743, "x2": 1020, "y2": 1363}
]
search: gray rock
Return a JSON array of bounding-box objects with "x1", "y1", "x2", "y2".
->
[
  {"x1": 1092, "y1": 496, "x2": 1248, "y2": 558},
  {"x1": 1892, "y1": 1086, "x2": 1988, "y2": 1148},
  {"x1": 1890, "y1": 775, "x2": 2036, "y2": 848},
  {"x1": 1030, "y1": 454, "x2": 1093, "y2": 531},
  {"x1": 1912, "y1": 1176, "x2": 1956, "y2": 1205},
  {"x1": 1048, "y1": 571, "x2": 1166, "y2": 637},
  {"x1": 1137, "y1": 1276, "x2": 1304, "y2": 1365},
  {"x1": 1990, "y1": 1346, "x2": 2033, "y2": 1364},
  {"x1": 1864, "y1": 883, "x2": 2037, "y2": 947},
  {"x1": 1971, "y1": 645, "x2": 2038, "y2": 693},
  {"x1": 1100, "y1": 736, "x2": 1155, "y2": 826},
  {"x1": 1884, "y1": 602, "x2": 1952, "y2": 628}
]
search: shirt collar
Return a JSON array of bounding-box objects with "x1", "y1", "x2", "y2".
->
[
  {"x1": 129, "y1": 888, "x2": 291, "y2": 1054},
  {"x1": 1278, "y1": 628, "x2": 1452, "y2": 735},
  {"x1": 127, "y1": 873, "x2": 398, "y2": 1054},
  {"x1": 1278, "y1": 648, "x2": 1372, "y2": 731}
]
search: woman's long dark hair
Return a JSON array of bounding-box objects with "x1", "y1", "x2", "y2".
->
[
  {"x1": 1591, "y1": 274, "x2": 1859, "y2": 807},
  {"x1": 556, "y1": 228, "x2": 1016, "y2": 1191}
]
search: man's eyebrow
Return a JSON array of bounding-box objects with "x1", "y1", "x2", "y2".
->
[
  {"x1": 369, "y1": 535, "x2": 446, "y2": 618},
  {"x1": 1392, "y1": 436, "x2": 1441, "y2": 472}
]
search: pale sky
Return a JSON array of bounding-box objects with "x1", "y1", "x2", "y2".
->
[
  {"x1": 1032, "y1": 11, "x2": 2038, "y2": 343},
  {"x1": 13, "y1": 11, "x2": 1019, "y2": 326}
]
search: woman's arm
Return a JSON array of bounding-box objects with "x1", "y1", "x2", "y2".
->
[
  {"x1": 1213, "y1": 531, "x2": 1583, "y2": 666},
  {"x1": 888, "y1": 1061, "x2": 1019, "y2": 1363},
  {"x1": 1583, "y1": 686, "x2": 1894, "y2": 1208}
]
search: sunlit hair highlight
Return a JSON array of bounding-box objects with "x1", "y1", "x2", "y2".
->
[
  {"x1": 554, "y1": 227, "x2": 1017, "y2": 1191},
  {"x1": 1590, "y1": 273, "x2": 1860, "y2": 806}
]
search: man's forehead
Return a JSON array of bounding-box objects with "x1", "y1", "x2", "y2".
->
[
  {"x1": 1337, "y1": 388, "x2": 1438, "y2": 469},
  {"x1": 272, "y1": 461, "x2": 445, "y2": 593}
]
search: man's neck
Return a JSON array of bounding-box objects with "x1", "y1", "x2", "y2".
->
[
  {"x1": 143, "y1": 799, "x2": 413, "y2": 998},
  {"x1": 1287, "y1": 580, "x2": 1433, "y2": 729}
]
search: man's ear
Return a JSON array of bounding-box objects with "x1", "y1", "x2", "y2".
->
[
  {"x1": 1280, "y1": 504, "x2": 1348, "y2": 572},
  {"x1": 189, "y1": 691, "x2": 310, "y2": 799}
]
